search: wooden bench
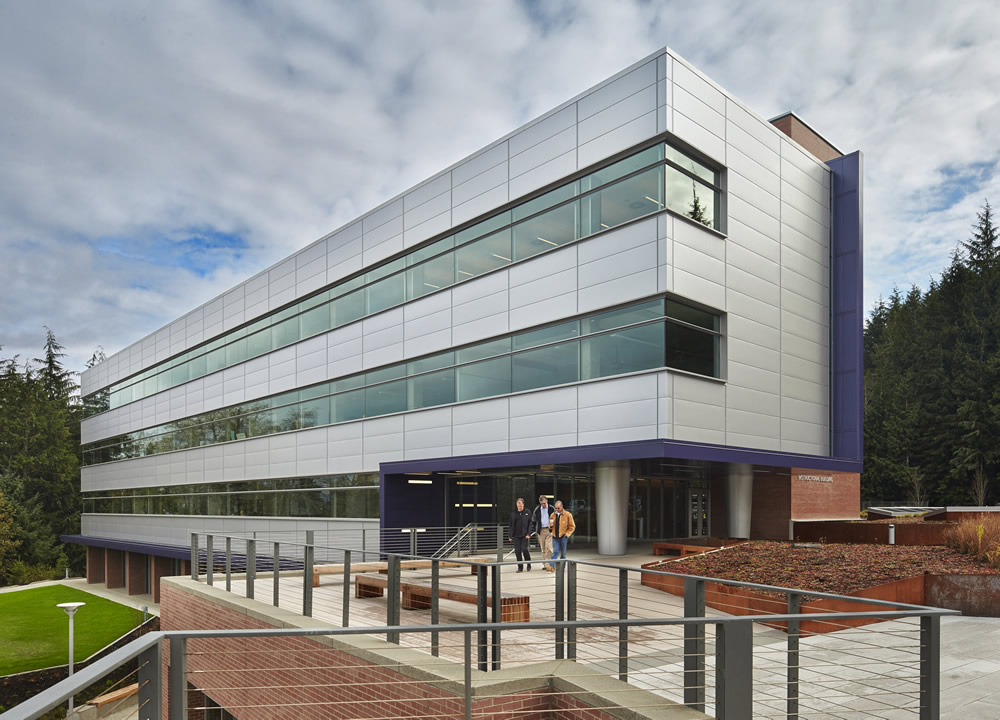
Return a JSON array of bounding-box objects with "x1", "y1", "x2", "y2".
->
[
  {"x1": 313, "y1": 557, "x2": 491, "y2": 587},
  {"x1": 87, "y1": 683, "x2": 138, "y2": 709},
  {"x1": 652, "y1": 542, "x2": 708, "y2": 558},
  {"x1": 355, "y1": 574, "x2": 530, "y2": 622}
]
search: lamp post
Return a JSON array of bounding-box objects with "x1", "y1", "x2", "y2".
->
[{"x1": 56, "y1": 602, "x2": 85, "y2": 715}]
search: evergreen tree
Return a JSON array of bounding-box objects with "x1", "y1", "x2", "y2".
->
[
  {"x1": 0, "y1": 489, "x2": 19, "y2": 583},
  {"x1": 961, "y1": 200, "x2": 998, "y2": 270},
  {"x1": 33, "y1": 327, "x2": 74, "y2": 401},
  {"x1": 688, "y1": 183, "x2": 711, "y2": 226}
]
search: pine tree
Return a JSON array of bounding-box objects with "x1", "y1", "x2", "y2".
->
[
  {"x1": 687, "y1": 183, "x2": 711, "y2": 226},
  {"x1": 962, "y1": 200, "x2": 998, "y2": 270}
]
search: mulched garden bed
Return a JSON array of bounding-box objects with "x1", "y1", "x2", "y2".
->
[{"x1": 644, "y1": 541, "x2": 997, "y2": 596}]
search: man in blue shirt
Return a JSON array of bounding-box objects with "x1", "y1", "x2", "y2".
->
[{"x1": 531, "y1": 495, "x2": 553, "y2": 569}]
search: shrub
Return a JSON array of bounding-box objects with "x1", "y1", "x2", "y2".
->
[
  {"x1": 3, "y1": 560, "x2": 62, "y2": 586},
  {"x1": 944, "y1": 514, "x2": 1000, "y2": 569}
]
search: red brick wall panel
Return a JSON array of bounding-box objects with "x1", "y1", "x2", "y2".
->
[
  {"x1": 750, "y1": 471, "x2": 791, "y2": 540},
  {"x1": 152, "y1": 556, "x2": 173, "y2": 603},
  {"x1": 86, "y1": 546, "x2": 105, "y2": 584},
  {"x1": 790, "y1": 469, "x2": 860, "y2": 521},
  {"x1": 126, "y1": 552, "x2": 147, "y2": 596},
  {"x1": 105, "y1": 549, "x2": 124, "y2": 589}
]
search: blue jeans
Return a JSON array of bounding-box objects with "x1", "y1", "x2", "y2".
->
[{"x1": 551, "y1": 536, "x2": 568, "y2": 568}]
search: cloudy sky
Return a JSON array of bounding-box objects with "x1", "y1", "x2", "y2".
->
[{"x1": 2, "y1": 0, "x2": 999, "y2": 374}]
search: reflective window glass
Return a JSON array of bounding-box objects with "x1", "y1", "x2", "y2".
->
[
  {"x1": 226, "y1": 338, "x2": 247, "y2": 366},
  {"x1": 513, "y1": 202, "x2": 578, "y2": 261},
  {"x1": 581, "y1": 167, "x2": 663, "y2": 234},
  {"x1": 332, "y1": 388, "x2": 365, "y2": 423},
  {"x1": 189, "y1": 354, "x2": 208, "y2": 379},
  {"x1": 512, "y1": 320, "x2": 580, "y2": 351},
  {"x1": 300, "y1": 397, "x2": 331, "y2": 428},
  {"x1": 246, "y1": 329, "x2": 271, "y2": 358},
  {"x1": 665, "y1": 145, "x2": 716, "y2": 184},
  {"x1": 365, "y1": 257, "x2": 405, "y2": 284},
  {"x1": 300, "y1": 304, "x2": 331, "y2": 338},
  {"x1": 455, "y1": 229, "x2": 511, "y2": 279},
  {"x1": 332, "y1": 289, "x2": 365, "y2": 327},
  {"x1": 666, "y1": 322, "x2": 720, "y2": 377},
  {"x1": 513, "y1": 182, "x2": 578, "y2": 221},
  {"x1": 206, "y1": 348, "x2": 226, "y2": 374},
  {"x1": 583, "y1": 299, "x2": 665, "y2": 334},
  {"x1": 581, "y1": 321, "x2": 665, "y2": 380},
  {"x1": 171, "y1": 363, "x2": 190, "y2": 387},
  {"x1": 457, "y1": 356, "x2": 511, "y2": 401},
  {"x1": 273, "y1": 404, "x2": 301, "y2": 432},
  {"x1": 272, "y1": 317, "x2": 299, "y2": 348},
  {"x1": 666, "y1": 166, "x2": 716, "y2": 229},
  {"x1": 366, "y1": 365, "x2": 406, "y2": 385},
  {"x1": 456, "y1": 211, "x2": 511, "y2": 246},
  {"x1": 407, "y1": 235, "x2": 454, "y2": 265},
  {"x1": 512, "y1": 341, "x2": 580, "y2": 392},
  {"x1": 408, "y1": 368, "x2": 456, "y2": 409},
  {"x1": 457, "y1": 337, "x2": 511, "y2": 364},
  {"x1": 581, "y1": 144, "x2": 663, "y2": 191},
  {"x1": 406, "y1": 252, "x2": 455, "y2": 299},
  {"x1": 330, "y1": 375, "x2": 364, "y2": 394},
  {"x1": 408, "y1": 352, "x2": 454, "y2": 375},
  {"x1": 666, "y1": 300, "x2": 719, "y2": 331},
  {"x1": 366, "y1": 274, "x2": 405, "y2": 314},
  {"x1": 365, "y1": 379, "x2": 406, "y2": 416}
]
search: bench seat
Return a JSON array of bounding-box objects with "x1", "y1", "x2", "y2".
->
[{"x1": 355, "y1": 574, "x2": 530, "y2": 622}]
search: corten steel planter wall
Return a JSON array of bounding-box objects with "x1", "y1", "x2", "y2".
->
[
  {"x1": 926, "y1": 574, "x2": 1000, "y2": 617},
  {"x1": 792, "y1": 520, "x2": 953, "y2": 545}
]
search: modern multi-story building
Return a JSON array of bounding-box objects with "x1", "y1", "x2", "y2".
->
[{"x1": 68, "y1": 48, "x2": 864, "y2": 599}]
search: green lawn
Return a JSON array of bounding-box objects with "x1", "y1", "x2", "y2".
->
[{"x1": 0, "y1": 585, "x2": 144, "y2": 675}]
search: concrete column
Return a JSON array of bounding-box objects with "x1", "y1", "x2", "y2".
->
[
  {"x1": 726, "y1": 463, "x2": 754, "y2": 539},
  {"x1": 595, "y1": 460, "x2": 630, "y2": 555}
]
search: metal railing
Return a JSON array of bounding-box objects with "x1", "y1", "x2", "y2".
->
[
  {"x1": 3, "y1": 530, "x2": 956, "y2": 719},
  {"x1": 1, "y1": 608, "x2": 951, "y2": 720}
]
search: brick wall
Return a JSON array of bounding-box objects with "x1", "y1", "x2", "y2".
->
[
  {"x1": 126, "y1": 552, "x2": 147, "y2": 596},
  {"x1": 159, "y1": 583, "x2": 620, "y2": 719},
  {"x1": 790, "y1": 468, "x2": 860, "y2": 521},
  {"x1": 86, "y1": 546, "x2": 105, "y2": 584},
  {"x1": 105, "y1": 549, "x2": 124, "y2": 589},
  {"x1": 750, "y1": 470, "x2": 791, "y2": 540},
  {"x1": 152, "y1": 555, "x2": 173, "y2": 603}
]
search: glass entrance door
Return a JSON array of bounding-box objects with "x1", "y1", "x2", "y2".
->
[{"x1": 688, "y1": 488, "x2": 709, "y2": 537}]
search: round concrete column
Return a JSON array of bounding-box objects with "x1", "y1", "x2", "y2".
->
[
  {"x1": 726, "y1": 463, "x2": 754, "y2": 539},
  {"x1": 595, "y1": 460, "x2": 630, "y2": 555}
]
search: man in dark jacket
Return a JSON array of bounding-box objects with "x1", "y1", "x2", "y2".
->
[{"x1": 508, "y1": 497, "x2": 533, "y2": 572}]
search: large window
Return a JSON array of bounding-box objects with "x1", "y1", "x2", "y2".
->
[
  {"x1": 81, "y1": 297, "x2": 723, "y2": 467},
  {"x1": 83, "y1": 141, "x2": 723, "y2": 418},
  {"x1": 82, "y1": 474, "x2": 379, "y2": 518}
]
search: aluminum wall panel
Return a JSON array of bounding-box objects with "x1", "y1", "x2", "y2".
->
[
  {"x1": 509, "y1": 105, "x2": 576, "y2": 157},
  {"x1": 509, "y1": 150, "x2": 577, "y2": 201},
  {"x1": 671, "y1": 60, "x2": 725, "y2": 115},
  {"x1": 578, "y1": 61, "x2": 656, "y2": 120},
  {"x1": 578, "y1": 111, "x2": 657, "y2": 168}
]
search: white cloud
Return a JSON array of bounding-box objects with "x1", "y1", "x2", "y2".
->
[{"x1": 1, "y1": 0, "x2": 999, "y2": 373}]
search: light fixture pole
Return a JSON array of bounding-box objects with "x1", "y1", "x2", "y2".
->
[{"x1": 56, "y1": 602, "x2": 85, "y2": 715}]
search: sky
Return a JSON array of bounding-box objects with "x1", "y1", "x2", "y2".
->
[{"x1": 2, "y1": 0, "x2": 1000, "y2": 376}]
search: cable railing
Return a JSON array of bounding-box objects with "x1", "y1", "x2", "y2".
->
[{"x1": 3, "y1": 529, "x2": 954, "y2": 719}]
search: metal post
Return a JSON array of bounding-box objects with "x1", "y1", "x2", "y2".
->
[
  {"x1": 618, "y1": 568, "x2": 629, "y2": 682},
  {"x1": 555, "y1": 562, "x2": 565, "y2": 659},
  {"x1": 464, "y1": 629, "x2": 473, "y2": 720},
  {"x1": 246, "y1": 539, "x2": 256, "y2": 600},
  {"x1": 410, "y1": 527, "x2": 418, "y2": 557},
  {"x1": 272, "y1": 542, "x2": 280, "y2": 607},
  {"x1": 225, "y1": 537, "x2": 232, "y2": 592},
  {"x1": 920, "y1": 615, "x2": 941, "y2": 720},
  {"x1": 684, "y1": 577, "x2": 706, "y2": 712},
  {"x1": 431, "y1": 559, "x2": 440, "y2": 657},
  {"x1": 205, "y1": 535, "x2": 213, "y2": 586},
  {"x1": 787, "y1": 592, "x2": 801, "y2": 720},
  {"x1": 567, "y1": 562, "x2": 577, "y2": 660},
  {"x1": 491, "y1": 561, "x2": 501, "y2": 670},
  {"x1": 476, "y1": 565, "x2": 488, "y2": 671},
  {"x1": 387, "y1": 554, "x2": 401, "y2": 644},
  {"x1": 168, "y1": 636, "x2": 186, "y2": 720},
  {"x1": 137, "y1": 641, "x2": 162, "y2": 720},
  {"x1": 362, "y1": 527, "x2": 366, "y2": 559},
  {"x1": 303, "y1": 542, "x2": 314, "y2": 618},
  {"x1": 67, "y1": 611, "x2": 75, "y2": 714},
  {"x1": 189, "y1": 533, "x2": 198, "y2": 581},
  {"x1": 341, "y1": 549, "x2": 352, "y2": 627},
  {"x1": 496, "y1": 525, "x2": 503, "y2": 563},
  {"x1": 715, "y1": 622, "x2": 752, "y2": 720}
]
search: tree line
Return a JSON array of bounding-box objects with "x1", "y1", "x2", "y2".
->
[
  {"x1": 0, "y1": 331, "x2": 96, "y2": 585},
  {"x1": 865, "y1": 202, "x2": 1000, "y2": 506}
]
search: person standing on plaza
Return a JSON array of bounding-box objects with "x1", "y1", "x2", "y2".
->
[
  {"x1": 508, "y1": 497, "x2": 533, "y2": 572},
  {"x1": 531, "y1": 495, "x2": 553, "y2": 566},
  {"x1": 547, "y1": 500, "x2": 575, "y2": 572}
]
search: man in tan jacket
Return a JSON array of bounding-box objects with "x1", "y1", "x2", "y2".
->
[{"x1": 546, "y1": 500, "x2": 575, "y2": 572}]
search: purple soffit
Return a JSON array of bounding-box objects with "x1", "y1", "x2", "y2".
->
[
  {"x1": 61, "y1": 534, "x2": 191, "y2": 560},
  {"x1": 379, "y1": 437, "x2": 863, "y2": 477}
]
